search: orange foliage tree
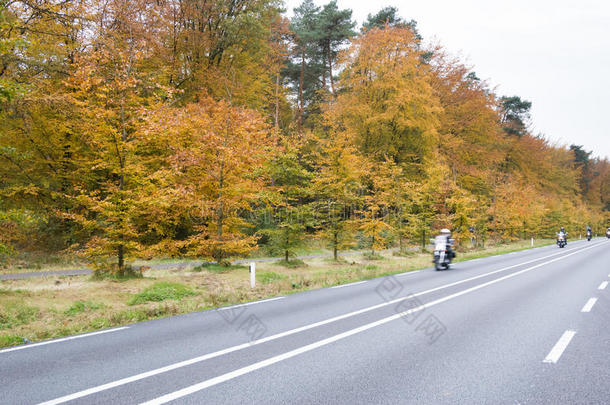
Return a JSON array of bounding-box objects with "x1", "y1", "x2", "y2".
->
[{"x1": 141, "y1": 98, "x2": 273, "y2": 264}]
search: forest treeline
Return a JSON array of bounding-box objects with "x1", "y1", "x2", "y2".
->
[{"x1": 1, "y1": 0, "x2": 608, "y2": 273}]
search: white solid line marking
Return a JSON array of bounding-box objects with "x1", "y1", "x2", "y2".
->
[
  {"x1": 331, "y1": 280, "x2": 367, "y2": 289},
  {"x1": 581, "y1": 298, "x2": 597, "y2": 312},
  {"x1": 598, "y1": 281, "x2": 608, "y2": 290},
  {"x1": 543, "y1": 330, "x2": 576, "y2": 364},
  {"x1": 217, "y1": 297, "x2": 284, "y2": 311},
  {"x1": 142, "y1": 245, "x2": 603, "y2": 405},
  {"x1": 39, "y1": 242, "x2": 604, "y2": 405},
  {"x1": 0, "y1": 327, "x2": 129, "y2": 354}
]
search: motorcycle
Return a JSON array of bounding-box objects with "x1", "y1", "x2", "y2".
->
[
  {"x1": 586, "y1": 230, "x2": 592, "y2": 241},
  {"x1": 432, "y1": 237, "x2": 454, "y2": 271},
  {"x1": 606, "y1": 229, "x2": 610, "y2": 239},
  {"x1": 557, "y1": 233, "x2": 567, "y2": 248}
]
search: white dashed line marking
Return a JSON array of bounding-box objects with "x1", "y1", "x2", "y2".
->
[
  {"x1": 543, "y1": 330, "x2": 576, "y2": 364},
  {"x1": 581, "y1": 298, "x2": 597, "y2": 312}
]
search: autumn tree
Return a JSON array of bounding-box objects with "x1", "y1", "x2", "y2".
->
[
  {"x1": 329, "y1": 25, "x2": 440, "y2": 174},
  {"x1": 363, "y1": 158, "x2": 417, "y2": 253},
  {"x1": 143, "y1": 98, "x2": 272, "y2": 264},
  {"x1": 55, "y1": 0, "x2": 172, "y2": 275},
  {"x1": 258, "y1": 136, "x2": 313, "y2": 262},
  {"x1": 428, "y1": 52, "x2": 504, "y2": 197},
  {"x1": 0, "y1": 1, "x2": 94, "y2": 256},
  {"x1": 313, "y1": 134, "x2": 368, "y2": 260},
  {"x1": 356, "y1": 160, "x2": 403, "y2": 256}
]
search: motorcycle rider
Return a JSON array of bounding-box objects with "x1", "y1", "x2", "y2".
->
[
  {"x1": 436, "y1": 228, "x2": 456, "y2": 260},
  {"x1": 586, "y1": 225, "x2": 592, "y2": 240},
  {"x1": 557, "y1": 227, "x2": 568, "y2": 246},
  {"x1": 606, "y1": 227, "x2": 610, "y2": 238}
]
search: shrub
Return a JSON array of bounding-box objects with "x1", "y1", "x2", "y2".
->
[
  {"x1": 363, "y1": 253, "x2": 384, "y2": 261},
  {"x1": 64, "y1": 300, "x2": 103, "y2": 316},
  {"x1": 128, "y1": 282, "x2": 196, "y2": 305},
  {"x1": 192, "y1": 263, "x2": 245, "y2": 273}
]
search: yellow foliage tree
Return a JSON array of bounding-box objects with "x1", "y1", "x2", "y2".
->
[
  {"x1": 142, "y1": 98, "x2": 272, "y2": 264},
  {"x1": 329, "y1": 25, "x2": 440, "y2": 174}
]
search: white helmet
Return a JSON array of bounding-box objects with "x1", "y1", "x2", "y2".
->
[{"x1": 440, "y1": 228, "x2": 451, "y2": 235}]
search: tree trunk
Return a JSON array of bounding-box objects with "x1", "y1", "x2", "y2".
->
[
  {"x1": 421, "y1": 228, "x2": 426, "y2": 252},
  {"x1": 298, "y1": 50, "x2": 305, "y2": 131},
  {"x1": 333, "y1": 231, "x2": 338, "y2": 260},
  {"x1": 117, "y1": 95, "x2": 128, "y2": 274},
  {"x1": 217, "y1": 168, "x2": 224, "y2": 238},
  {"x1": 322, "y1": 69, "x2": 326, "y2": 89},
  {"x1": 117, "y1": 244, "x2": 125, "y2": 276},
  {"x1": 327, "y1": 42, "x2": 335, "y2": 98},
  {"x1": 274, "y1": 72, "x2": 280, "y2": 129},
  {"x1": 285, "y1": 249, "x2": 289, "y2": 262}
]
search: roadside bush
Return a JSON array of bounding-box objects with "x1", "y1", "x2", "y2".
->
[
  {"x1": 192, "y1": 263, "x2": 245, "y2": 273},
  {"x1": 128, "y1": 282, "x2": 196, "y2": 305},
  {"x1": 64, "y1": 300, "x2": 103, "y2": 316},
  {"x1": 363, "y1": 253, "x2": 384, "y2": 261}
]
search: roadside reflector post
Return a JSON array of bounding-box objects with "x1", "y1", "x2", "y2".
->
[
  {"x1": 250, "y1": 262, "x2": 255, "y2": 288},
  {"x1": 531, "y1": 237, "x2": 534, "y2": 247}
]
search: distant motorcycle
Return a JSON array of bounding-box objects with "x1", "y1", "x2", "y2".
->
[
  {"x1": 557, "y1": 233, "x2": 567, "y2": 248},
  {"x1": 586, "y1": 230, "x2": 592, "y2": 241},
  {"x1": 432, "y1": 236, "x2": 454, "y2": 271},
  {"x1": 606, "y1": 229, "x2": 610, "y2": 239}
]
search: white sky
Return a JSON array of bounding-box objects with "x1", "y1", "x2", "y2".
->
[{"x1": 284, "y1": 0, "x2": 610, "y2": 159}]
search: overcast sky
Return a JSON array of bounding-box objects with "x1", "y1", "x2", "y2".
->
[{"x1": 284, "y1": 0, "x2": 610, "y2": 159}]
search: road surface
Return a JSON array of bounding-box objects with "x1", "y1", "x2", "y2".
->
[{"x1": 1, "y1": 238, "x2": 609, "y2": 404}]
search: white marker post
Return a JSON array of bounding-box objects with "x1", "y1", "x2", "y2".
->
[
  {"x1": 531, "y1": 237, "x2": 534, "y2": 247},
  {"x1": 250, "y1": 262, "x2": 255, "y2": 288}
]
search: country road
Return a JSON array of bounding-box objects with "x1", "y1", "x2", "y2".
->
[{"x1": 1, "y1": 238, "x2": 609, "y2": 404}]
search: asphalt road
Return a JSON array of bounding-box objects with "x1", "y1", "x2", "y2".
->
[{"x1": 1, "y1": 238, "x2": 609, "y2": 404}]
